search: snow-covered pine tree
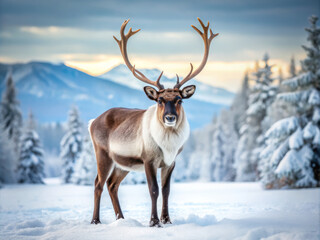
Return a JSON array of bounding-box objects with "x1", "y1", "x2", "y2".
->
[
  {"x1": 212, "y1": 110, "x2": 237, "y2": 181},
  {"x1": 0, "y1": 126, "x2": 15, "y2": 183},
  {"x1": 194, "y1": 118, "x2": 216, "y2": 182},
  {"x1": 1, "y1": 73, "x2": 23, "y2": 153},
  {"x1": 221, "y1": 110, "x2": 238, "y2": 181},
  {"x1": 17, "y1": 111, "x2": 45, "y2": 184},
  {"x1": 183, "y1": 107, "x2": 238, "y2": 182},
  {"x1": 231, "y1": 71, "x2": 249, "y2": 135},
  {"x1": 180, "y1": 70, "x2": 250, "y2": 182},
  {"x1": 185, "y1": 124, "x2": 215, "y2": 181},
  {"x1": 173, "y1": 130, "x2": 197, "y2": 182},
  {"x1": 253, "y1": 53, "x2": 278, "y2": 131},
  {"x1": 172, "y1": 154, "x2": 187, "y2": 182},
  {"x1": 60, "y1": 106, "x2": 83, "y2": 183},
  {"x1": 266, "y1": 62, "x2": 297, "y2": 125},
  {"x1": 260, "y1": 16, "x2": 320, "y2": 188},
  {"x1": 72, "y1": 135, "x2": 96, "y2": 185},
  {"x1": 211, "y1": 116, "x2": 225, "y2": 181},
  {"x1": 235, "y1": 54, "x2": 277, "y2": 181}
]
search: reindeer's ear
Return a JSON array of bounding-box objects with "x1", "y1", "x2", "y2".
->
[
  {"x1": 180, "y1": 85, "x2": 196, "y2": 99},
  {"x1": 144, "y1": 86, "x2": 159, "y2": 101}
]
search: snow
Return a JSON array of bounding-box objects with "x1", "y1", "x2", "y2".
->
[
  {"x1": 313, "y1": 127, "x2": 320, "y2": 145},
  {"x1": 277, "y1": 89, "x2": 311, "y2": 104},
  {"x1": 270, "y1": 139, "x2": 289, "y2": 166},
  {"x1": 282, "y1": 72, "x2": 313, "y2": 90},
  {"x1": 303, "y1": 122, "x2": 316, "y2": 140},
  {"x1": 313, "y1": 107, "x2": 320, "y2": 122},
  {"x1": 308, "y1": 88, "x2": 320, "y2": 105},
  {"x1": 265, "y1": 117, "x2": 298, "y2": 139},
  {"x1": 289, "y1": 128, "x2": 303, "y2": 149},
  {"x1": 0, "y1": 181, "x2": 319, "y2": 240},
  {"x1": 275, "y1": 150, "x2": 300, "y2": 175}
]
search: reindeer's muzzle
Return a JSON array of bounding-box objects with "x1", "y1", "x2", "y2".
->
[
  {"x1": 163, "y1": 100, "x2": 178, "y2": 127},
  {"x1": 164, "y1": 115, "x2": 176, "y2": 127}
]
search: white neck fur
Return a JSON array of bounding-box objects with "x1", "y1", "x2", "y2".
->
[{"x1": 148, "y1": 105, "x2": 190, "y2": 166}]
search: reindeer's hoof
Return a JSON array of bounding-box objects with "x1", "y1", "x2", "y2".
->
[
  {"x1": 160, "y1": 216, "x2": 172, "y2": 224},
  {"x1": 91, "y1": 219, "x2": 101, "y2": 224},
  {"x1": 116, "y1": 215, "x2": 124, "y2": 220},
  {"x1": 149, "y1": 219, "x2": 162, "y2": 227}
]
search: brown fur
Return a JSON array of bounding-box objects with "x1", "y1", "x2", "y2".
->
[{"x1": 90, "y1": 89, "x2": 190, "y2": 227}]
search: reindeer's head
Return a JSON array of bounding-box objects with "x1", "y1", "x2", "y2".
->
[
  {"x1": 143, "y1": 86, "x2": 195, "y2": 127},
  {"x1": 114, "y1": 18, "x2": 218, "y2": 127}
]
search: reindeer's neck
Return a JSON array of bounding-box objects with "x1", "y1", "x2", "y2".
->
[{"x1": 144, "y1": 105, "x2": 190, "y2": 166}]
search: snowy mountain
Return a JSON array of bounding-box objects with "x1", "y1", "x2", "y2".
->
[
  {"x1": 0, "y1": 62, "x2": 229, "y2": 129},
  {"x1": 100, "y1": 64, "x2": 235, "y2": 105}
]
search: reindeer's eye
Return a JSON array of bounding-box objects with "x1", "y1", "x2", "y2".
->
[
  {"x1": 158, "y1": 99, "x2": 162, "y2": 104},
  {"x1": 177, "y1": 100, "x2": 183, "y2": 105}
]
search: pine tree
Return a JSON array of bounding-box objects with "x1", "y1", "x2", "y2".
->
[
  {"x1": 17, "y1": 112, "x2": 45, "y2": 184},
  {"x1": 185, "y1": 109, "x2": 237, "y2": 182},
  {"x1": 212, "y1": 110, "x2": 237, "y2": 182},
  {"x1": 232, "y1": 71, "x2": 249, "y2": 135},
  {"x1": 1, "y1": 73, "x2": 23, "y2": 153},
  {"x1": 260, "y1": 15, "x2": 320, "y2": 188},
  {"x1": 221, "y1": 110, "x2": 238, "y2": 181},
  {"x1": 197, "y1": 119, "x2": 216, "y2": 181},
  {"x1": 0, "y1": 127, "x2": 15, "y2": 183},
  {"x1": 60, "y1": 106, "x2": 83, "y2": 183},
  {"x1": 72, "y1": 135, "x2": 96, "y2": 185},
  {"x1": 235, "y1": 53, "x2": 277, "y2": 181},
  {"x1": 185, "y1": 124, "x2": 214, "y2": 181},
  {"x1": 278, "y1": 67, "x2": 284, "y2": 86},
  {"x1": 290, "y1": 56, "x2": 297, "y2": 78},
  {"x1": 173, "y1": 131, "x2": 197, "y2": 182},
  {"x1": 172, "y1": 154, "x2": 187, "y2": 182}
]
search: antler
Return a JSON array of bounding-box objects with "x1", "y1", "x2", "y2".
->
[
  {"x1": 174, "y1": 18, "x2": 219, "y2": 89},
  {"x1": 113, "y1": 19, "x2": 164, "y2": 90}
]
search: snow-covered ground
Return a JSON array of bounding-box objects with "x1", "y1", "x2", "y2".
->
[{"x1": 0, "y1": 180, "x2": 319, "y2": 240}]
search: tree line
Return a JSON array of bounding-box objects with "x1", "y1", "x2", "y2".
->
[
  {"x1": 177, "y1": 15, "x2": 320, "y2": 189},
  {"x1": 0, "y1": 76, "x2": 97, "y2": 185}
]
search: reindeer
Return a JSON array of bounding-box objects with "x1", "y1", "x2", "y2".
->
[{"x1": 89, "y1": 18, "x2": 218, "y2": 227}]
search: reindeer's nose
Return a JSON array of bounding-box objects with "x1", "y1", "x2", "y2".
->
[{"x1": 165, "y1": 115, "x2": 176, "y2": 123}]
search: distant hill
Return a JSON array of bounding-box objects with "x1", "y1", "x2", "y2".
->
[
  {"x1": 0, "y1": 61, "x2": 233, "y2": 129},
  {"x1": 100, "y1": 64, "x2": 235, "y2": 105}
]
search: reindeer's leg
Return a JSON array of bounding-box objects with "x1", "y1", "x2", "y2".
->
[
  {"x1": 160, "y1": 162, "x2": 175, "y2": 224},
  {"x1": 107, "y1": 167, "x2": 128, "y2": 220},
  {"x1": 145, "y1": 162, "x2": 160, "y2": 227},
  {"x1": 91, "y1": 148, "x2": 113, "y2": 224}
]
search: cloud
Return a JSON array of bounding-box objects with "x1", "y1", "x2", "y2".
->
[
  {"x1": 19, "y1": 26, "x2": 114, "y2": 38},
  {"x1": 20, "y1": 26, "x2": 68, "y2": 35},
  {"x1": 4, "y1": 20, "x2": 304, "y2": 64},
  {"x1": 0, "y1": 0, "x2": 317, "y2": 31}
]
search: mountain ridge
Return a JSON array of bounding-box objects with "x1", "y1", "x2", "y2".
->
[
  {"x1": 0, "y1": 61, "x2": 232, "y2": 129},
  {"x1": 100, "y1": 64, "x2": 234, "y2": 105}
]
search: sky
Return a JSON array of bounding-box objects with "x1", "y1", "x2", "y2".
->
[{"x1": 0, "y1": 0, "x2": 319, "y2": 92}]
